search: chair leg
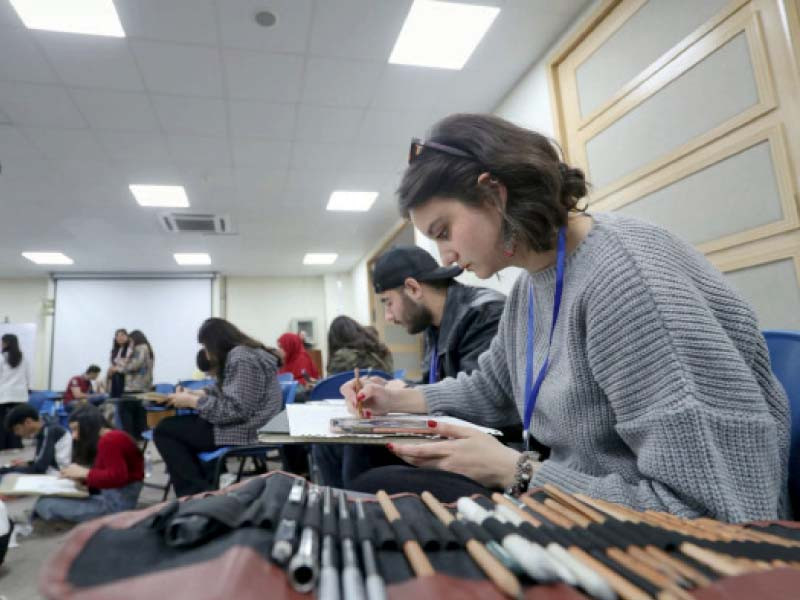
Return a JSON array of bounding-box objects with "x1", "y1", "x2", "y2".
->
[
  {"x1": 162, "y1": 477, "x2": 171, "y2": 502},
  {"x1": 235, "y1": 456, "x2": 247, "y2": 483}
]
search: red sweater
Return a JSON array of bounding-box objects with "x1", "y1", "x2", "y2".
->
[{"x1": 85, "y1": 430, "x2": 144, "y2": 489}]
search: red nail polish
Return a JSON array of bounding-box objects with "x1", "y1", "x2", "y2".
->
[
  {"x1": 365, "y1": 410, "x2": 372, "y2": 418},
  {"x1": 427, "y1": 419, "x2": 437, "y2": 428},
  {"x1": 357, "y1": 393, "x2": 365, "y2": 401},
  {"x1": 386, "y1": 443, "x2": 394, "y2": 450}
]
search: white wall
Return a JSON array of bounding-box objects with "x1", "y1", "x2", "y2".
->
[
  {"x1": 323, "y1": 272, "x2": 357, "y2": 345},
  {"x1": 0, "y1": 277, "x2": 51, "y2": 388},
  {"x1": 224, "y1": 276, "x2": 329, "y2": 366}
]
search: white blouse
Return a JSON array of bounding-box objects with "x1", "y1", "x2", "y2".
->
[{"x1": 0, "y1": 353, "x2": 30, "y2": 404}]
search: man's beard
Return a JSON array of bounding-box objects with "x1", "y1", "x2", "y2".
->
[{"x1": 401, "y1": 293, "x2": 434, "y2": 334}]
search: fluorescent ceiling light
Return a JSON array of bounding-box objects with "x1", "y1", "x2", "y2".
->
[
  {"x1": 327, "y1": 191, "x2": 378, "y2": 212},
  {"x1": 129, "y1": 184, "x2": 189, "y2": 208},
  {"x1": 22, "y1": 252, "x2": 73, "y2": 265},
  {"x1": 9, "y1": 0, "x2": 125, "y2": 37},
  {"x1": 303, "y1": 253, "x2": 338, "y2": 265},
  {"x1": 174, "y1": 253, "x2": 211, "y2": 266},
  {"x1": 389, "y1": 0, "x2": 499, "y2": 70}
]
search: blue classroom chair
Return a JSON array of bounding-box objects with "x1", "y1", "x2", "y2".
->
[
  {"x1": 309, "y1": 369, "x2": 393, "y2": 401},
  {"x1": 762, "y1": 330, "x2": 800, "y2": 517},
  {"x1": 277, "y1": 372, "x2": 295, "y2": 383},
  {"x1": 281, "y1": 380, "x2": 299, "y2": 406}
]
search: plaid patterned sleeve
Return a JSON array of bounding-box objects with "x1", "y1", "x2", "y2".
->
[{"x1": 197, "y1": 349, "x2": 266, "y2": 426}]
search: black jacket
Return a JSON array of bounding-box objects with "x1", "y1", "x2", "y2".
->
[{"x1": 420, "y1": 282, "x2": 506, "y2": 384}]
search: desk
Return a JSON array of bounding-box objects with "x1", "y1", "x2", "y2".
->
[{"x1": 257, "y1": 410, "x2": 430, "y2": 445}]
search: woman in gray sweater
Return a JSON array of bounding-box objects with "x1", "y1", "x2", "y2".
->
[{"x1": 343, "y1": 113, "x2": 790, "y2": 523}]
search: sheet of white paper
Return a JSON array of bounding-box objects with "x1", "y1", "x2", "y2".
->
[
  {"x1": 286, "y1": 402, "x2": 501, "y2": 437},
  {"x1": 12, "y1": 474, "x2": 84, "y2": 495}
]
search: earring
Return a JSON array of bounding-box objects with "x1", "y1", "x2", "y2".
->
[{"x1": 502, "y1": 239, "x2": 515, "y2": 257}]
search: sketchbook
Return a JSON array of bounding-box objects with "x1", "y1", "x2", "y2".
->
[
  {"x1": 284, "y1": 400, "x2": 501, "y2": 439},
  {"x1": 0, "y1": 474, "x2": 89, "y2": 498}
]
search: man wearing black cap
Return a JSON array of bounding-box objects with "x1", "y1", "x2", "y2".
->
[
  {"x1": 372, "y1": 245, "x2": 505, "y2": 384},
  {"x1": 313, "y1": 246, "x2": 507, "y2": 489}
]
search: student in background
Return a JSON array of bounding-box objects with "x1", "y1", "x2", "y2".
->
[
  {"x1": 277, "y1": 332, "x2": 319, "y2": 385},
  {"x1": 64, "y1": 365, "x2": 106, "y2": 407},
  {"x1": 1, "y1": 404, "x2": 71, "y2": 474},
  {"x1": 0, "y1": 334, "x2": 29, "y2": 450},
  {"x1": 122, "y1": 330, "x2": 154, "y2": 392},
  {"x1": 154, "y1": 318, "x2": 283, "y2": 497},
  {"x1": 107, "y1": 329, "x2": 131, "y2": 398},
  {"x1": 34, "y1": 405, "x2": 143, "y2": 523},
  {"x1": 326, "y1": 316, "x2": 394, "y2": 375}
]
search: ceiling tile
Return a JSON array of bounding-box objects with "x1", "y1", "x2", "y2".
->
[
  {"x1": 0, "y1": 26, "x2": 58, "y2": 84},
  {"x1": 357, "y1": 108, "x2": 444, "y2": 146},
  {"x1": 294, "y1": 106, "x2": 364, "y2": 143},
  {"x1": 217, "y1": 0, "x2": 313, "y2": 54},
  {"x1": 25, "y1": 128, "x2": 107, "y2": 161},
  {"x1": 96, "y1": 130, "x2": 171, "y2": 163},
  {"x1": 309, "y1": 0, "x2": 410, "y2": 61},
  {"x1": 223, "y1": 48, "x2": 304, "y2": 102},
  {"x1": 290, "y1": 142, "x2": 349, "y2": 172},
  {"x1": 301, "y1": 58, "x2": 384, "y2": 108},
  {"x1": 152, "y1": 95, "x2": 227, "y2": 136},
  {"x1": 232, "y1": 138, "x2": 291, "y2": 169},
  {"x1": 167, "y1": 135, "x2": 231, "y2": 167},
  {"x1": 36, "y1": 32, "x2": 144, "y2": 91},
  {"x1": 370, "y1": 65, "x2": 455, "y2": 111},
  {"x1": 70, "y1": 88, "x2": 160, "y2": 132},
  {"x1": 116, "y1": 0, "x2": 218, "y2": 45},
  {"x1": 229, "y1": 100, "x2": 296, "y2": 139},
  {"x1": 0, "y1": 125, "x2": 43, "y2": 158},
  {"x1": 132, "y1": 41, "x2": 224, "y2": 97},
  {"x1": 0, "y1": 82, "x2": 87, "y2": 128},
  {"x1": 344, "y1": 143, "x2": 405, "y2": 174}
]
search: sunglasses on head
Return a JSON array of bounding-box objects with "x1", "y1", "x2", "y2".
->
[{"x1": 408, "y1": 137, "x2": 474, "y2": 164}]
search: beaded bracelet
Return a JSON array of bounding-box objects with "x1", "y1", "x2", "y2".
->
[{"x1": 504, "y1": 451, "x2": 540, "y2": 497}]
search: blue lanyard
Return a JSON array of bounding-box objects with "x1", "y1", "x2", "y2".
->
[
  {"x1": 428, "y1": 341, "x2": 438, "y2": 383},
  {"x1": 523, "y1": 227, "x2": 567, "y2": 448}
]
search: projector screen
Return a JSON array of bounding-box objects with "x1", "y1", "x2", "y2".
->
[{"x1": 51, "y1": 278, "x2": 212, "y2": 390}]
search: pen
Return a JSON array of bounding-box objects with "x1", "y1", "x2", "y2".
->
[
  {"x1": 338, "y1": 491, "x2": 366, "y2": 600},
  {"x1": 288, "y1": 484, "x2": 321, "y2": 592},
  {"x1": 355, "y1": 500, "x2": 387, "y2": 600},
  {"x1": 354, "y1": 367, "x2": 364, "y2": 418},
  {"x1": 318, "y1": 487, "x2": 340, "y2": 600},
  {"x1": 421, "y1": 491, "x2": 521, "y2": 599},
  {"x1": 271, "y1": 477, "x2": 306, "y2": 565}
]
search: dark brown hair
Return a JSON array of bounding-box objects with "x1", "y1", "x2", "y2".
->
[
  {"x1": 398, "y1": 113, "x2": 588, "y2": 252},
  {"x1": 69, "y1": 404, "x2": 113, "y2": 467},
  {"x1": 110, "y1": 328, "x2": 129, "y2": 362},
  {"x1": 129, "y1": 330, "x2": 154, "y2": 362},
  {"x1": 1, "y1": 334, "x2": 22, "y2": 369},
  {"x1": 197, "y1": 318, "x2": 280, "y2": 384},
  {"x1": 327, "y1": 316, "x2": 392, "y2": 367}
]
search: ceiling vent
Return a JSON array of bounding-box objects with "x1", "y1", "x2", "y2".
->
[{"x1": 160, "y1": 213, "x2": 234, "y2": 234}]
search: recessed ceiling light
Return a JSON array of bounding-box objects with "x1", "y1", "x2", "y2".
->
[
  {"x1": 129, "y1": 184, "x2": 189, "y2": 208},
  {"x1": 389, "y1": 0, "x2": 499, "y2": 70},
  {"x1": 22, "y1": 252, "x2": 74, "y2": 265},
  {"x1": 9, "y1": 0, "x2": 125, "y2": 37},
  {"x1": 174, "y1": 253, "x2": 211, "y2": 266},
  {"x1": 303, "y1": 253, "x2": 338, "y2": 265},
  {"x1": 327, "y1": 191, "x2": 378, "y2": 212}
]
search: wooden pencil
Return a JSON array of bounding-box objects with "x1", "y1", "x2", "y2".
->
[{"x1": 376, "y1": 490, "x2": 434, "y2": 577}]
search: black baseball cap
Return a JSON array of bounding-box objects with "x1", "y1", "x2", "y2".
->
[{"x1": 373, "y1": 245, "x2": 463, "y2": 293}]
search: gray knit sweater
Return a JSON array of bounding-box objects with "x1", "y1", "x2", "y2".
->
[{"x1": 422, "y1": 212, "x2": 789, "y2": 522}]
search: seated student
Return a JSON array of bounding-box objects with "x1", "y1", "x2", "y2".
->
[
  {"x1": 64, "y1": 364, "x2": 107, "y2": 407},
  {"x1": 326, "y1": 315, "x2": 394, "y2": 375},
  {"x1": 341, "y1": 113, "x2": 789, "y2": 522},
  {"x1": 277, "y1": 332, "x2": 319, "y2": 386},
  {"x1": 154, "y1": 318, "x2": 283, "y2": 497},
  {"x1": 1, "y1": 404, "x2": 71, "y2": 475},
  {"x1": 34, "y1": 405, "x2": 143, "y2": 523}
]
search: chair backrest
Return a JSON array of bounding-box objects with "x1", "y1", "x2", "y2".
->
[
  {"x1": 277, "y1": 373, "x2": 295, "y2": 383},
  {"x1": 762, "y1": 330, "x2": 800, "y2": 516},
  {"x1": 309, "y1": 369, "x2": 394, "y2": 401},
  {"x1": 393, "y1": 369, "x2": 407, "y2": 379},
  {"x1": 154, "y1": 383, "x2": 176, "y2": 394},
  {"x1": 28, "y1": 391, "x2": 61, "y2": 414},
  {"x1": 281, "y1": 381, "x2": 299, "y2": 406},
  {"x1": 179, "y1": 379, "x2": 215, "y2": 390}
]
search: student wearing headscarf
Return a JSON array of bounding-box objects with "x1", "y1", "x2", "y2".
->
[{"x1": 277, "y1": 333, "x2": 319, "y2": 385}]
